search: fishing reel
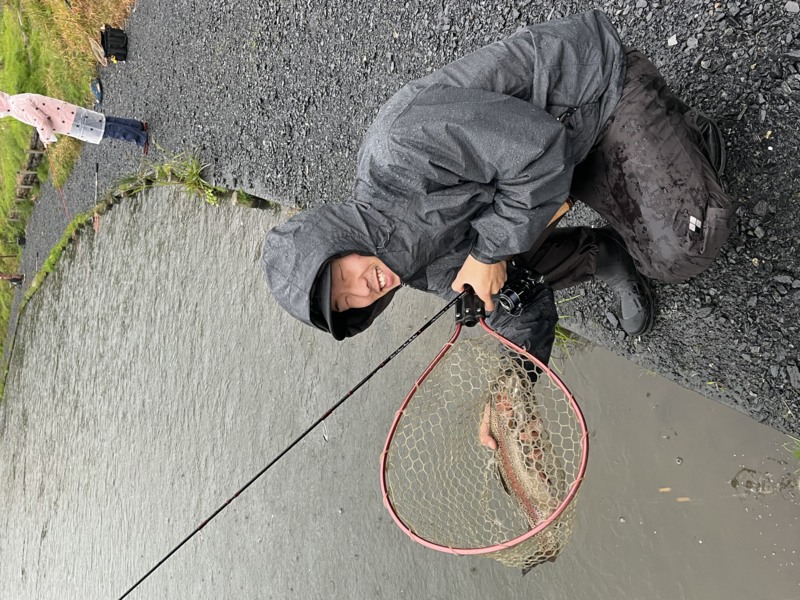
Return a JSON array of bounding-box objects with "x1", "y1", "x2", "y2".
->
[
  {"x1": 496, "y1": 268, "x2": 545, "y2": 317},
  {"x1": 455, "y1": 268, "x2": 544, "y2": 324}
]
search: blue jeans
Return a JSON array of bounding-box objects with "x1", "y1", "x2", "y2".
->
[{"x1": 102, "y1": 116, "x2": 148, "y2": 148}]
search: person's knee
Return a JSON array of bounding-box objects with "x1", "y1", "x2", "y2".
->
[
  {"x1": 646, "y1": 254, "x2": 713, "y2": 284},
  {"x1": 635, "y1": 203, "x2": 735, "y2": 283}
]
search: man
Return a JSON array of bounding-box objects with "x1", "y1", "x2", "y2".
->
[{"x1": 261, "y1": 9, "x2": 732, "y2": 365}]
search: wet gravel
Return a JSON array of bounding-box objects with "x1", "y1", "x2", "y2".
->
[{"x1": 10, "y1": 0, "x2": 800, "y2": 433}]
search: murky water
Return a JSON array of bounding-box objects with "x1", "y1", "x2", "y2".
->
[{"x1": 1, "y1": 190, "x2": 798, "y2": 600}]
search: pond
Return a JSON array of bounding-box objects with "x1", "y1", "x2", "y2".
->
[{"x1": 1, "y1": 189, "x2": 797, "y2": 599}]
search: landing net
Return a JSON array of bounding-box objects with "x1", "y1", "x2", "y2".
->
[{"x1": 381, "y1": 325, "x2": 587, "y2": 570}]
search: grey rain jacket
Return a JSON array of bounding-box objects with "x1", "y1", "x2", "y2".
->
[{"x1": 262, "y1": 10, "x2": 626, "y2": 362}]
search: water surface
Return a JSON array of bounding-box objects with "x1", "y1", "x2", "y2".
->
[{"x1": 1, "y1": 190, "x2": 797, "y2": 599}]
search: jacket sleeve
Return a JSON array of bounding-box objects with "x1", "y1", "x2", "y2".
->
[
  {"x1": 18, "y1": 98, "x2": 57, "y2": 143},
  {"x1": 0, "y1": 92, "x2": 10, "y2": 118},
  {"x1": 389, "y1": 83, "x2": 573, "y2": 264}
]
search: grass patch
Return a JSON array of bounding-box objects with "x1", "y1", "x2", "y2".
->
[
  {"x1": 0, "y1": 0, "x2": 134, "y2": 360},
  {"x1": 2, "y1": 153, "x2": 233, "y2": 399},
  {"x1": 541, "y1": 295, "x2": 588, "y2": 377},
  {"x1": 786, "y1": 435, "x2": 800, "y2": 464},
  {"x1": 115, "y1": 150, "x2": 228, "y2": 206},
  {"x1": 22, "y1": 210, "x2": 95, "y2": 303},
  {"x1": 23, "y1": 151, "x2": 228, "y2": 302}
]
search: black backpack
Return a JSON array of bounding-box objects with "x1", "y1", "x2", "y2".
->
[{"x1": 100, "y1": 25, "x2": 128, "y2": 61}]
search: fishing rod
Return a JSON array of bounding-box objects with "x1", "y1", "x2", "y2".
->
[
  {"x1": 95, "y1": 162, "x2": 99, "y2": 204},
  {"x1": 116, "y1": 289, "x2": 468, "y2": 600}
]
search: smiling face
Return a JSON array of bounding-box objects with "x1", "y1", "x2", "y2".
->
[{"x1": 330, "y1": 254, "x2": 401, "y2": 312}]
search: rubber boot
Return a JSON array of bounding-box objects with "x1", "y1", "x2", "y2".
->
[{"x1": 594, "y1": 228, "x2": 654, "y2": 336}]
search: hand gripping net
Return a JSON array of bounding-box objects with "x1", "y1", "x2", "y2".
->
[{"x1": 381, "y1": 320, "x2": 588, "y2": 570}]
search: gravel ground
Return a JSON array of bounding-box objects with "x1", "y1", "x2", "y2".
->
[{"x1": 8, "y1": 0, "x2": 800, "y2": 433}]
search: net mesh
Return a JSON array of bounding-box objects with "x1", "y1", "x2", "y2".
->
[{"x1": 383, "y1": 334, "x2": 585, "y2": 570}]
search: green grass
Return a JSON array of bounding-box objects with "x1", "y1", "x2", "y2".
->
[
  {"x1": 550, "y1": 293, "x2": 587, "y2": 362},
  {"x1": 787, "y1": 435, "x2": 800, "y2": 464},
  {"x1": 115, "y1": 149, "x2": 228, "y2": 206},
  {"x1": 22, "y1": 150, "x2": 231, "y2": 301},
  {"x1": 0, "y1": 7, "x2": 36, "y2": 336},
  {"x1": 0, "y1": 152, "x2": 240, "y2": 399},
  {"x1": 0, "y1": 0, "x2": 134, "y2": 361}
]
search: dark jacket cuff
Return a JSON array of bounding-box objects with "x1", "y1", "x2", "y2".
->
[{"x1": 469, "y1": 247, "x2": 511, "y2": 265}]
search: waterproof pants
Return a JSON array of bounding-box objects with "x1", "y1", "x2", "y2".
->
[
  {"x1": 517, "y1": 49, "x2": 735, "y2": 289},
  {"x1": 102, "y1": 116, "x2": 148, "y2": 148}
]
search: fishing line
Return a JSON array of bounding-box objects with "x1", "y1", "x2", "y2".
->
[{"x1": 116, "y1": 290, "x2": 467, "y2": 600}]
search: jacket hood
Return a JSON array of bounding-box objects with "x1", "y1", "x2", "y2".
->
[{"x1": 261, "y1": 202, "x2": 398, "y2": 340}]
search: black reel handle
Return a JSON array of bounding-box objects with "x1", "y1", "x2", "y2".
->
[{"x1": 454, "y1": 285, "x2": 485, "y2": 326}]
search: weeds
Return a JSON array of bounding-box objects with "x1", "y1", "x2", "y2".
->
[
  {"x1": 547, "y1": 291, "x2": 587, "y2": 372},
  {"x1": 233, "y1": 189, "x2": 286, "y2": 213},
  {"x1": 2, "y1": 153, "x2": 234, "y2": 401},
  {"x1": 115, "y1": 150, "x2": 226, "y2": 205},
  {"x1": 22, "y1": 213, "x2": 94, "y2": 302},
  {"x1": 786, "y1": 435, "x2": 800, "y2": 464},
  {"x1": 21, "y1": 152, "x2": 229, "y2": 304},
  {"x1": 0, "y1": 0, "x2": 134, "y2": 360}
]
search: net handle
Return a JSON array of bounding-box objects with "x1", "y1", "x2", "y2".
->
[{"x1": 380, "y1": 318, "x2": 589, "y2": 556}]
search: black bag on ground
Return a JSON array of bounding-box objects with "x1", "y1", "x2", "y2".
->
[{"x1": 100, "y1": 25, "x2": 128, "y2": 61}]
